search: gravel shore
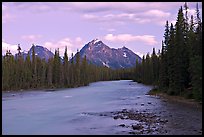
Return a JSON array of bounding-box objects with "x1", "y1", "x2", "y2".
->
[{"x1": 95, "y1": 93, "x2": 202, "y2": 135}]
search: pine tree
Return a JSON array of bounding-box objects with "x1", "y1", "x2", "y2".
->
[
  {"x1": 75, "y1": 49, "x2": 81, "y2": 86},
  {"x1": 158, "y1": 21, "x2": 170, "y2": 91},
  {"x1": 173, "y1": 7, "x2": 187, "y2": 94},
  {"x1": 189, "y1": 3, "x2": 202, "y2": 101},
  {"x1": 141, "y1": 55, "x2": 145, "y2": 83},
  {"x1": 164, "y1": 21, "x2": 170, "y2": 52},
  {"x1": 24, "y1": 53, "x2": 32, "y2": 88},
  {"x1": 81, "y1": 55, "x2": 88, "y2": 86},
  {"x1": 151, "y1": 48, "x2": 159, "y2": 85},
  {"x1": 31, "y1": 44, "x2": 37, "y2": 88},
  {"x1": 47, "y1": 58, "x2": 53, "y2": 87},
  {"x1": 70, "y1": 53, "x2": 74, "y2": 87},
  {"x1": 167, "y1": 23, "x2": 176, "y2": 94},
  {"x1": 52, "y1": 49, "x2": 61, "y2": 87},
  {"x1": 158, "y1": 40, "x2": 168, "y2": 91},
  {"x1": 63, "y1": 46, "x2": 69, "y2": 87}
]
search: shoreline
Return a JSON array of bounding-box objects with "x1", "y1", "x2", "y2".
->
[
  {"x1": 147, "y1": 89, "x2": 202, "y2": 109},
  {"x1": 2, "y1": 84, "x2": 90, "y2": 93}
]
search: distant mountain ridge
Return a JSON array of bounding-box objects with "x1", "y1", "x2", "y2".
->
[{"x1": 12, "y1": 39, "x2": 141, "y2": 69}]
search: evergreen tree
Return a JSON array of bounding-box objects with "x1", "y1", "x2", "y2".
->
[
  {"x1": 47, "y1": 58, "x2": 53, "y2": 87},
  {"x1": 75, "y1": 49, "x2": 81, "y2": 86},
  {"x1": 63, "y1": 46, "x2": 69, "y2": 87},
  {"x1": 188, "y1": 3, "x2": 202, "y2": 101},
  {"x1": 31, "y1": 44, "x2": 37, "y2": 88},
  {"x1": 24, "y1": 53, "x2": 32, "y2": 88},
  {"x1": 52, "y1": 49, "x2": 61, "y2": 87},
  {"x1": 81, "y1": 55, "x2": 88, "y2": 86},
  {"x1": 166, "y1": 23, "x2": 177, "y2": 94},
  {"x1": 173, "y1": 7, "x2": 187, "y2": 94},
  {"x1": 151, "y1": 48, "x2": 159, "y2": 85},
  {"x1": 158, "y1": 41, "x2": 168, "y2": 91},
  {"x1": 70, "y1": 53, "x2": 74, "y2": 87}
]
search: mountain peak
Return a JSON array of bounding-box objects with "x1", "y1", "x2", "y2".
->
[
  {"x1": 76, "y1": 39, "x2": 142, "y2": 69},
  {"x1": 91, "y1": 38, "x2": 101, "y2": 45},
  {"x1": 122, "y1": 46, "x2": 128, "y2": 50},
  {"x1": 28, "y1": 45, "x2": 54, "y2": 61}
]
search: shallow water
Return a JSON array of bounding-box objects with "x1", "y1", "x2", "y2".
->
[{"x1": 2, "y1": 80, "x2": 202, "y2": 135}]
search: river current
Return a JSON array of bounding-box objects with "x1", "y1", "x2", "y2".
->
[{"x1": 2, "y1": 80, "x2": 202, "y2": 135}]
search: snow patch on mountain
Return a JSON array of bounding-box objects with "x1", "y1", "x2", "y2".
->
[
  {"x1": 93, "y1": 39, "x2": 100, "y2": 44},
  {"x1": 102, "y1": 62, "x2": 110, "y2": 68},
  {"x1": 123, "y1": 52, "x2": 127, "y2": 57}
]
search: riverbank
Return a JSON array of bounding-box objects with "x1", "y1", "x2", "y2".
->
[
  {"x1": 108, "y1": 88, "x2": 202, "y2": 135},
  {"x1": 140, "y1": 88, "x2": 203, "y2": 135},
  {"x1": 147, "y1": 88, "x2": 202, "y2": 109},
  {"x1": 2, "y1": 84, "x2": 90, "y2": 94}
]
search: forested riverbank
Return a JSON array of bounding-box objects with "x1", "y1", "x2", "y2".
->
[{"x1": 132, "y1": 3, "x2": 202, "y2": 102}]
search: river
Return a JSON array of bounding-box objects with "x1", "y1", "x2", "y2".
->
[{"x1": 2, "y1": 80, "x2": 202, "y2": 135}]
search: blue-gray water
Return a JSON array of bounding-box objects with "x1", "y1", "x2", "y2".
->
[{"x1": 2, "y1": 80, "x2": 202, "y2": 135}]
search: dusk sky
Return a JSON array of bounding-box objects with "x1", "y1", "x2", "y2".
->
[{"x1": 2, "y1": 2, "x2": 202, "y2": 58}]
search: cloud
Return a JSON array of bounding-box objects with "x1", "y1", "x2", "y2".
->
[
  {"x1": 82, "y1": 9, "x2": 171, "y2": 26},
  {"x1": 104, "y1": 34, "x2": 158, "y2": 46},
  {"x1": 21, "y1": 35, "x2": 42, "y2": 42},
  {"x1": 44, "y1": 37, "x2": 84, "y2": 58},
  {"x1": 143, "y1": 10, "x2": 171, "y2": 18},
  {"x1": 4, "y1": 2, "x2": 201, "y2": 26},
  {"x1": 7, "y1": 2, "x2": 185, "y2": 12},
  {"x1": 67, "y1": 2, "x2": 186, "y2": 13},
  {"x1": 107, "y1": 28, "x2": 116, "y2": 32},
  {"x1": 5, "y1": 2, "x2": 201, "y2": 17},
  {"x1": 2, "y1": 41, "x2": 18, "y2": 55}
]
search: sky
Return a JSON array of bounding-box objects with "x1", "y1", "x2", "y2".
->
[{"x1": 2, "y1": 2, "x2": 202, "y2": 58}]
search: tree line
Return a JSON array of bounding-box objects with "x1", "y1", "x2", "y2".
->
[
  {"x1": 2, "y1": 45, "x2": 126, "y2": 91},
  {"x1": 132, "y1": 3, "x2": 202, "y2": 101}
]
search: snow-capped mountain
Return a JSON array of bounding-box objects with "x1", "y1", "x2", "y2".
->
[{"x1": 76, "y1": 39, "x2": 142, "y2": 69}]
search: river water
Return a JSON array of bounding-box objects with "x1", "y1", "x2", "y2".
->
[{"x1": 2, "y1": 80, "x2": 202, "y2": 135}]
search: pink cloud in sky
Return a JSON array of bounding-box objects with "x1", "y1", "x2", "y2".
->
[
  {"x1": 104, "y1": 34, "x2": 158, "y2": 46},
  {"x1": 44, "y1": 37, "x2": 84, "y2": 58},
  {"x1": 82, "y1": 9, "x2": 171, "y2": 26},
  {"x1": 2, "y1": 41, "x2": 18, "y2": 55}
]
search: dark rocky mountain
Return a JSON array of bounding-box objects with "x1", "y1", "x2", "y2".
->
[
  {"x1": 15, "y1": 45, "x2": 54, "y2": 61},
  {"x1": 76, "y1": 39, "x2": 142, "y2": 69},
  {"x1": 28, "y1": 45, "x2": 54, "y2": 61}
]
